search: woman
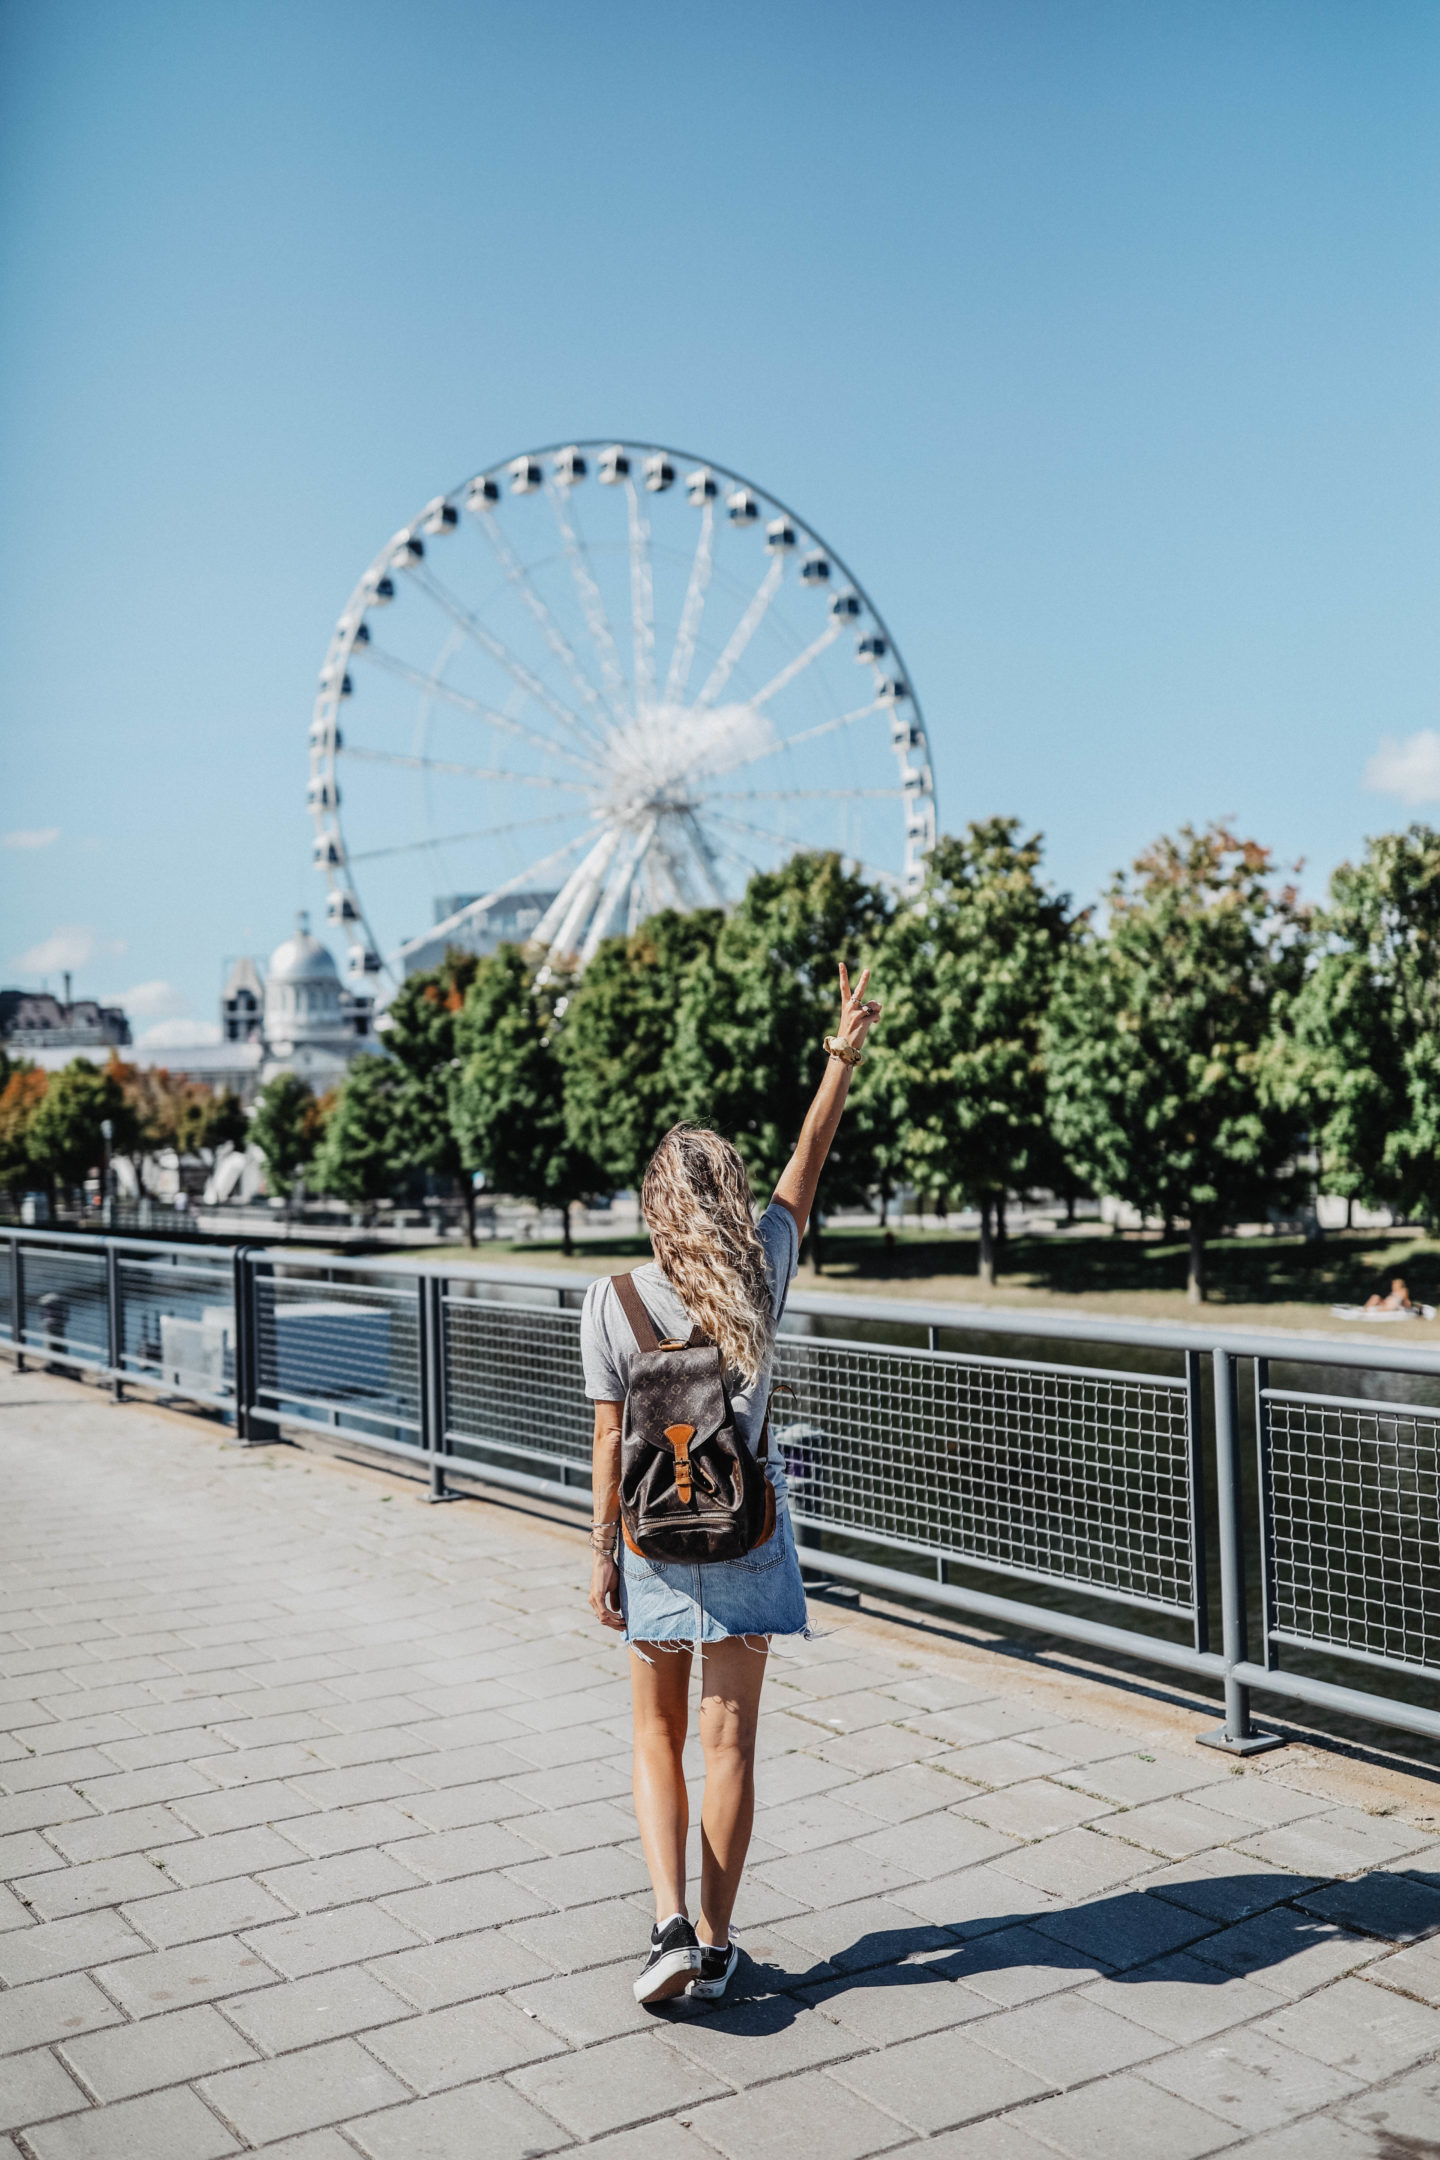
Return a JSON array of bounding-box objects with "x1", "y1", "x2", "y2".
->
[{"x1": 582, "y1": 962, "x2": 881, "y2": 2006}]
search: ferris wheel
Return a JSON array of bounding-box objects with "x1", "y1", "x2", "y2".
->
[{"x1": 308, "y1": 440, "x2": 937, "y2": 985}]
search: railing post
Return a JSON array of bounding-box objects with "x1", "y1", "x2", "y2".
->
[
  {"x1": 11, "y1": 1237, "x2": 24, "y2": 1374},
  {"x1": 424, "y1": 1272, "x2": 457, "y2": 1502},
  {"x1": 231, "y1": 1244, "x2": 270, "y2": 1444},
  {"x1": 1198, "y1": 1346, "x2": 1282, "y2": 1755},
  {"x1": 105, "y1": 1241, "x2": 124, "y2": 1400}
]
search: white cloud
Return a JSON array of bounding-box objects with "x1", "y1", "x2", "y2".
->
[
  {"x1": 12, "y1": 924, "x2": 126, "y2": 975},
  {"x1": 138, "y1": 1018, "x2": 223, "y2": 1049},
  {"x1": 1364, "y1": 730, "x2": 1440, "y2": 805},
  {"x1": 112, "y1": 980, "x2": 190, "y2": 1020},
  {"x1": 2, "y1": 828, "x2": 60, "y2": 851}
]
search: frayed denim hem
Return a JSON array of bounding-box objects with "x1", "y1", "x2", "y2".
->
[{"x1": 626, "y1": 1622, "x2": 815, "y2": 1666}]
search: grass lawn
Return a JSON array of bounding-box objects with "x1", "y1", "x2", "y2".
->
[{"x1": 391, "y1": 1222, "x2": 1440, "y2": 1337}]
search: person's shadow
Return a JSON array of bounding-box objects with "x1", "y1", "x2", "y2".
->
[{"x1": 651, "y1": 1866, "x2": 1440, "y2": 2033}]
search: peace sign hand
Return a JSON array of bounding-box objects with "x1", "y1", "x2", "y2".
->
[{"x1": 835, "y1": 962, "x2": 882, "y2": 1054}]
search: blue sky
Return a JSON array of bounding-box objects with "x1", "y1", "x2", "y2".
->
[{"x1": 2, "y1": 0, "x2": 1437, "y2": 1043}]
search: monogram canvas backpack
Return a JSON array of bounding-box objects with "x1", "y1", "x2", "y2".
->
[{"x1": 613, "y1": 1273, "x2": 776, "y2": 1565}]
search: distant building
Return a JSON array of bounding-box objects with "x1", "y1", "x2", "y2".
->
[
  {"x1": 221, "y1": 957, "x2": 264, "y2": 1044},
  {"x1": 258, "y1": 915, "x2": 374, "y2": 1086},
  {"x1": 0, "y1": 978, "x2": 131, "y2": 1055}
]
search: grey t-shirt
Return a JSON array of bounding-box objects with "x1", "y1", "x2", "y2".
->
[{"x1": 579, "y1": 1201, "x2": 800, "y2": 1451}]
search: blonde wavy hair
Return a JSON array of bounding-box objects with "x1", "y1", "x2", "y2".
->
[{"x1": 641, "y1": 1126, "x2": 775, "y2": 1385}]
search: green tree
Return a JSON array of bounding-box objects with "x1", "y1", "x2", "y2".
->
[
  {"x1": 382, "y1": 951, "x2": 482, "y2": 1242},
  {"x1": 312, "y1": 1055, "x2": 409, "y2": 1215},
  {"x1": 1271, "y1": 825, "x2": 1440, "y2": 1224},
  {"x1": 1045, "y1": 823, "x2": 1309, "y2": 1301},
  {"x1": 0, "y1": 1064, "x2": 46, "y2": 1195},
  {"x1": 27, "y1": 1058, "x2": 129, "y2": 1199},
  {"x1": 452, "y1": 946, "x2": 599, "y2": 1254},
  {"x1": 251, "y1": 1072, "x2": 324, "y2": 1207},
  {"x1": 558, "y1": 908, "x2": 722, "y2": 1193},
  {"x1": 869, "y1": 819, "x2": 1073, "y2": 1283},
  {"x1": 671, "y1": 852, "x2": 893, "y2": 1265}
]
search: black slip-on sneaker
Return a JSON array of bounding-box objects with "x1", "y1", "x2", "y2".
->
[
  {"x1": 689, "y1": 1941, "x2": 740, "y2": 2000},
  {"x1": 633, "y1": 1915, "x2": 703, "y2": 2004}
]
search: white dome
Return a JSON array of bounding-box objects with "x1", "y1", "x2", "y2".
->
[{"x1": 267, "y1": 914, "x2": 339, "y2": 985}]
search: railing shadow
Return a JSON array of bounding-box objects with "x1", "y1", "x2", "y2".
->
[{"x1": 652, "y1": 1868, "x2": 1440, "y2": 2030}]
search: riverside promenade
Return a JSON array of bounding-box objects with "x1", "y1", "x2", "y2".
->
[{"x1": 3, "y1": 1370, "x2": 1440, "y2": 2159}]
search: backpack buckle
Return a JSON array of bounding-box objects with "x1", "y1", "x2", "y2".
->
[{"x1": 664, "y1": 1423, "x2": 696, "y2": 1504}]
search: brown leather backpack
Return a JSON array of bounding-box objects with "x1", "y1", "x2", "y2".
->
[{"x1": 613, "y1": 1274, "x2": 776, "y2": 1565}]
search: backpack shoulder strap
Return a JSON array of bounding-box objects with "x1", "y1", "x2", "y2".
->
[{"x1": 612, "y1": 1272, "x2": 661, "y2": 1355}]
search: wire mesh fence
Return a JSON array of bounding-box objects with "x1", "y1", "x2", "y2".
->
[
  {"x1": 1263, "y1": 1384, "x2": 1440, "y2": 1676},
  {"x1": 20, "y1": 1243, "x2": 109, "y2": 1368},
  {"x1": 772, "y1": 1335, "x2": 1197, "y2": 1616},
  {"x1": 254, "y1": 1269, "x2": 422, "y2": 1441},
  {"x1": 444, "y1": 1291, "x2": 591, "y2": 1479},
  {"x1": 117, "y1": 1248, "x2": 236, "y2": 1405}
]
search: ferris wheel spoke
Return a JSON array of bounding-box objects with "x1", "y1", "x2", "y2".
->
[
  {"x1": 709, "y1": 695, "x2": 886, "y2": 781},
  {"x1": 478, "y1": 514, "x2": 614, "y2": 733},
  {"x1": 534, "y1": 828, "x2": 624, "y2": 957},
  {"x1": 580, "y1": 818, "x2": 656, "y2": 961},
  {"x1": 342, "y1": 745, "x2": 588, "y2": 791},
  {"x1": 358, "y1": 648, "x2": 603, "y2": 775},
  {"x1": 747, "y1": 619, "x2": 843, "y2": 711},
  {"x1": 676, "y1": 808, "x2": 729, "y2": 907},
  {"x1": 701, "y1": 785, "x2": 903, "y2": 802},
  {"x1": 707, "y1": 809, "x2": 898, "y2": 888},
  {"x1": 349, "y1": 810, "x2": 574, "y2": 864},
  {"x1": 663, "y1": 500, "x2": 715, "y2": 706},
  {"x1": 546, "y1": 485, "x2": 630, "y2": 722},
  {"x1": 398, "y1": 828, "x2": 599, "y2": 967},
  {"x1": 410, "y1": 564, "x2": 598, "y2": 752},
  {"x1": 696, "y1": 557, "x2": 783, "y2": 706},
  {"x1": 625, "y1": 481, "x2": 657, "y2": 707}
]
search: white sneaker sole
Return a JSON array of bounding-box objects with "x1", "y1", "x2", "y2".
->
[
  {"x1": 688, "y1": 1946, "x2": 739, "y2": 1999},
  {"x1": 634, "y1": 1946, "x2": 702, "y2": 2003}
]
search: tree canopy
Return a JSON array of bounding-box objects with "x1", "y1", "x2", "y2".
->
[
  {"x1": 26, "y1": 1059, "x2": 130, "y2": 1195},
  {"x1": 382, "y1": 951, "x2": 482, "y2": 1240},
  {"x1": 1046, "y1": 823, "x2": 1309, "y2": 1299},
  {"x1": 251, "y1": 1072, "x2": 326, "y2": 1203},
  {"x1": 312, "y1": 1054, "x2": 411, "y2": 1213}
]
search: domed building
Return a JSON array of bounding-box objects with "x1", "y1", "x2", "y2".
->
[{"x1": 258, "y1": 913, "x2": 374, "y2": 1085}]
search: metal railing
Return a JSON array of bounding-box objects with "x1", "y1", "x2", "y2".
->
[{"x1": 7, "y1": 1225, "x2": 1440, "y2": 1757}]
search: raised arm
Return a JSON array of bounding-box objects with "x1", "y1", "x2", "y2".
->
[{"x1": 771, "y1": 963, "x2": 882, "y2": 1241}]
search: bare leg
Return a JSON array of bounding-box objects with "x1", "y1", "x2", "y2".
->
[
  {"x1": 628, "y1": 1643, "x2": 693, "y2": 1923},
  {"x1": 696, "y1": 1635, "x2": 768, "y2": 1947}
]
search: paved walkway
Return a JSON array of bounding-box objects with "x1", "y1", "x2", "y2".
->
[{"x1": 3, "y1": 1372, "x2": 1440, "y2": 2160}]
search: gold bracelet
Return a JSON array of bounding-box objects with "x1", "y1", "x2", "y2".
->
[{"x1": 823, "y1": 1035, "x2": 863, "y2": 1066}]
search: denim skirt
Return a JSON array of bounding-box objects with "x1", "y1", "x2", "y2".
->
[{"x1": 619, "y1": 1473, "x2": 809, "y2": 1647}]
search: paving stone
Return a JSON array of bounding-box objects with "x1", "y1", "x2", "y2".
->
[
  {"x1": 750, "y1": 1791, "x2": 889, "y2": 1853},
  {"x1": 255, "y1": 1847, "x2": 424, "y2": 1912},
  {"x1": 366, "y1": 1928, "x2": 555, "y2": 2008},
  {"x1": 13, "y1": 1853, "x2": 166, "y2": 1919},
  {"x1": 939, "y1": 1738, "x2": 1074, "y2": 1789},
  {"x1": 842, "y1": 1763, "x2": 981, "y2": 1822},
  {"x1": 848, "y1": 1812, "x2": 1018, "y2": 1883},
  {"x1": 509, "y1": 2027, "x2": 727, "y2": 2138},
  {"x1": 96, "y1": 1933, "x2": 279, "y2": 2016},
  {"x1": 1081, "y1": 1952, "x2": 1280, "y2": 2043},
  {"x1": 221, "y1": 1965, "x2": 412, "y2": 2051},
  {"x1": 1030, "y1": 1885, "x2": 1218, "y2": 1970},
  {"x1": 956, "y1": 1778, "x2": 1114, "y2": 1842},
  {"x1": 887, "y1": 1858, "x2": 1058, "y2": 1936},
  {"x1": 665, "y1": 1991, "x2": 863, "y2": 2085},
  {"x1": 364, "y1": 1995, "x2": 566, "y2": 2091},
  {"x1": 1189, "y1": 1777, "x2": 1329, "y2": 1831},
  {"x1": 801, "y1": 1962, "x2": 992, "y2": 2044},
  {"x1": 370, "y1": 1822, "x2": 538, "y2": 1882},
  {"x1": 0, "y1": 2044, "x2": 90, "y2": 2132},
  {"x1": 1145, "y1": 2024, "x2": 1364, "y2": 2131},
  {"x1": 345, "y1": 2079, "x2": 572, "y2": 2159},
  {"x1": 199, "y1": 2035, "x2": 409, "y2": 2143},
  {"x1": 754, "y1": 1842, "x2": 918, "y2": 1908},
  {"x1": 152, "y1": 1823, "x2": 306, "y2": 1887},
  {"x1": 58, "y1": 2002, "x2": 255, "y2": 2100},
  {"x1": 377, "y1": 1870, "x2": 549, "y2": 1941},
  {"x1": 831, "y1": 2023, "x2": 1051, "y2": 2133},
  {"x1": 0, "y1": 1830, "x2": 65, "y2": 1877},
  {"x1": 505, "y1": 1843, "x2": 651, "y2": 1909},
  {"x1": 1005, "y1": 2072, "x2": 1237, "y2": 2159},
  {"x1": 1189, "y1": 1909, "x2": 1379, "y2": 1998},
  {"x1": 0, "y1": 1790, "x2": 96, "y2": 1838},
  {"x1": 1296, "y1": 1867, "x2": 1440, "y2": 1943},
  {"x1": 993, "y1": 1826, "x2": 1152, "y2": 1899},
  {"x1": 1251, "y1": 1971, "x2": 1440, "y2": 2080},
  {"x1": 972, "y1": 1988, "x2": 1170, "y2": 2083},
  {"x1": 811, "y1": 1725, "x2": 940, "y2": 1775},
  {"x1": 508, "y1": 1958, "x2": 668, "y2": 2045},
  {"x1": 768, "y1": 1895, "x2": 952, "y2": 1976},
  {"x1": 170, "y1": 1782, "x2": 319, "y2": 1835},
  {"x1": 581, "y1": 2120, "x2": 746, "y2": 2160},
  {"x1": 1058, "y1": 1751, "x2": 1230, "y2": 1806},
  {"x1": 1236, "y1": 1808, "x2": 1432, "y2": 1879},
  {"x1": 0, "y1": 1972, "x2": 122, "y2": 2055},
  {"x1": 119, "y1": 1872, "x2": 292, "y2": 1946},
  {"x1": 71, "y1": 1763, "x2": 216, "y2": 1812},
  {"x1": 390, "y1": 1779, "x2": 539, "y2": 1830},
  {"x1": 499, "y1": 1799, "x2": 636, "y2": 1853},
  {"x1": 403, "y1": 1745, "x2": 541, "y2": 1791},
  {"x1": 1337, "y1": 2054, "x2": 1440, "y2": 2142},
  {"x1": 240, "y1": 1902, "x2": 422, "y2": 1977},
  {"x1": 46, "y1": 1805, "x2": 194, "y2": 1863},
  {"x1": 936, "y1": 1922, "x2": 1106, "y2": 2006},
  {"x1": 1221, "y1": 2123, "x2": 1374, "y2": 2159},
  {"x1": 0, "y1": 1909, "x2": 151, "y2": 1988},
  {"x1": 238, "y1": 2135, "x2": 358, "y2": 2159},
  {"x1": 1144, "y1": 1853, "x2": 1314, "y2": 1923},
  {"x1": 20, "y1": 2085, "x2": 240, "y2": 2160},
  {"x1": 286, "y1": 1764, "x2": 429, "y2": 1807},
  {"x1": 0, "y1": 1749, "x2": 116, "y2": 1793},
  {"x1": 1365, "y1": 1931, "x2": 1440, "y2": 2004}
]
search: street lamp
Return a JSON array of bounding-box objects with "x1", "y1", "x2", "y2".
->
[{"x1": 99, "y1": 1119, "x2": 113, "y2": 1223}]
